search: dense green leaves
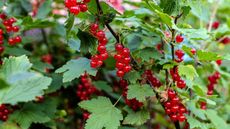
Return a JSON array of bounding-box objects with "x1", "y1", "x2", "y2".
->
[
  {"x1": 56, "y1": 58, "x2": 97, "y2": 83},
  {"x1": 79, "y1": 97, "x2": 123, "y2": 129},
  {"x1": 123, "y1": 110, "x2": 150, "y2": 125},
  {"x1": 205, "y1": 110, "x2": 228, "y2": 129},
  {"x1": 127, "y1": 84, "x2": 154, "y2": 102},
  {"x1": 178, "y1": 64, "x2": 198, "y2": 80},
  {"x1": 197, "y1": 50, "x2": 222, "y2": 61},
  {"x1": 0, "y1": 55, "x2": 51, "y2": 104}
]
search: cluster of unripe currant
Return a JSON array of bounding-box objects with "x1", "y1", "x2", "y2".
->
[
  {"x1": 65, "y1": 0, "x2": 90, "y2": 15},
  {"x1": 0, "y1": 13, "x2": 22, "y2": 65},
  {"x1": 90, "y1": 23, "x2": 109, "y2": 68},
  {"x1": 170, "y1": 67, "x2": 186, "y2": 89},
  {"x1": 114, "y1": 44, "x2": 132, "y2": 78},
  {"x1": 144, "y1": 70, "x2": 162, "y2": 88},
  {"x1": 164, "y1": 89, "x2": 187, "y2": 122},
  {"x1": 76, "y1": 73, "x2": 99, "y2": 100},
  {"x1": 0, "y1": 104, "x2": 11, "y2": 121},
  {"x1": 119, "y1": 79, "x2": 143, "y2": 111}
]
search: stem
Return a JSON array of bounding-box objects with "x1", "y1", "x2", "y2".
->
[
  {"x1": 207, "y1": 0, "x2": 220, "y2": 32},
  {"x1": 113, "y1": 95, "x2": 122, "y2": 106}
]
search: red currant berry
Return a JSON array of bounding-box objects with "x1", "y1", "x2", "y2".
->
[
  {"x1": 69, "y1": 6, "x2": 80, "y2": 15},
  {"x1": 116, "y1": 62, "x2": 124, "y2": 70},
  {"x1": 114, "y1": 54, "x2": 122, "y2": 60},
  {"x1": 90, "y1": 23, "x2": 99, "y2": 31},
  {"x1": 176, "y1": 79, "x2": 186, "y2": 89},
  {"x1": 100, "y1": 52, "x2": 108, "y2": 60},
  {"x1": 8, "y1": 38, "x2": 15, "y2": 45},
  {"x1": 168, "y1": 89, "x2": 176, "y2": 99},
  {"x1": 123, "y1": 65, "x2": 132, "y2": 73},
  {"x1": 178, "y1": 115, "x2": 186, "y2": 122},
  {"x1": 12, "y1": 26, "x2": 19, "y2": 32},
  {"x1": 117, "y1": 70, "x2": 125, "y2": 77},
  {"x1": 176, "y1": 35, "x2": 184, "y2": 43},
  {"x1": 122, "y1": 48, "x2": 130, "y2": 57},
  {"x1": 171, "y1": 105, "x2": 179, "y2": 112},
  {"x1": 115, "y1": 43, "x2": 123, "y2": 52},
  {"x1": 83, "y1": 0, "x2": 91, "y2": 3},
  {"x1": 65, "y1": 0, "x2": 77, "y2": 8},
  {"x1": 15, "y1": 36, "x2": 22, "y2": 43},
  {"x1": 0, "y1": 29, "x2": 3, "y2": 35},
  {"x1": 191, "y1": 48, "x2": 196, "y2": 55},
  {"x1": 170, "y1": 114, "x2": 178, "y2": 121},
  {"x1": 212, "y1": 21, "x2": 219, "y2": 29},
  {"x1": 79, "y1": 4, "x2": 88, "y2": 12},
  {"x1": 0, "y1": 46, "x2": 4, "y2": 54},
  {"x1": 175, "y1": 49, "x2": 184, "y2": 58},
  {"x1": 216, "y1": 59, "x2": 222, "y2": 66},
  {"x1": 99, "y1": 38, "x2": 108, "y2": 45},
  {"x1": 96, "y1": 30, "x2": 105, "y2": 40},
  {"x1": 90, "y1": 61, "x2": 97, "y2": 68},
  {"x1": 97, "y1": 45, "x2": 106, "y2": 53}
]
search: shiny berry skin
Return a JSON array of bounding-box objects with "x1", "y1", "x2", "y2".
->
[
  {"x1": 168, "y1": 89, "x2": 176, "y2": 99},
  {"x1": 123, "y1": 65, "x2": 132, "y2": 72},
  {"x1": 83, "y1": 0, "x2": 91, "y2": 3},
  {"x1": 97, "y1": 45, "x2": 106, "y2": 53},
  {"x1": 0, "y1": 29, "x2": 3, "y2": 35},
  {"x1": 100, "y1": 52, "x2": 108, "y2": 60},
  {"x1": 175, "y1": 49, "x2": 184, "y2": 58},
  {"x1": 178, "y1": 115, "x2": 186, "y2": 122},
  {"x1": 0, "y1": 46, "x2": 4, "y2": 54},
  {"x1": 164, "y1": 102, "x2": 171, "y2": 108},
  {"x1": 6, "y1": 26, "x2": 12, "y2": 32},
  {"x1": 216, "y1": 59, "x2": 222, "y2": 66},
  {"x1": 90, "y1": 61, "x2": 97, "y2": 68},
  {"x1": 122, "y1": 48, "x2": 130, "y2": 57},
  {"x1": 8, "y1": 38, "x2": 15, "y2": 45},
  {"x1": 176, "y1": 35, "x2": 184, "y2": 43},
  {"x1": 117, "y1": 70, "x2": 125, "y2": 77},
  {"x1": 65, "y1": 0, "x2": 77, "y2": 8},
  {"x1": 170, "y1": 114, "x2": 178, "y2": 121},
  {"x1": 15, "y1": 36, "x2": 22, "y2": 43},
  {"x1": 69, "y1": 6, "x2": 80, "y2": 15},
  {"x1": 176, "y1": 79, "x2": 186, "y2": 89},
  {"x1": 79, "y1": 4, "x2": 88, "y2": 12},
  {"x1": 90, "y1": 23, "x2": 99, "y2": 31},
  {"x1": 114, "y1": 54, "x2": 122, "y2": 60},
  {"x1": 116, "y1": 62, "x2": 124, "y2": 70},
  {"x1": 99, "y1": 38, "x2": 108, "y2": 45},
  {"x1": 96, "y1": 30, "x2": 105, "y2": 40},
  {"x1": 115, "y1": 43, "x2": 123, "y2": 52},
  {"x1": 12, "y1": 26, "x2": 19, "y2": 32},
  {"x1": 191, "y1": 48, "x2": 196, "y2": 55}
]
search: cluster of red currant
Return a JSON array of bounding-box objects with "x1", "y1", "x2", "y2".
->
[
  {"x1": 0, "y1": 13, "x2": 22, "y2": 64},
  {"x1": 0, "y1": 104, "x2": 11, "y2": 121},
  {"x1": 144, "y1": 70, "x2": 162, "y2": 88},
  {"x1": 76, "y1": 74, "x2": 98, "y2": 100},
  {"x1": 41, "y1": 54, "x2": 53, "y2": 72},
  {"x1": 119, "y1": 79, "x2": 143, "y2": 111},
  {"x1": 65, "y1": 0, "x2": 90, "y2": 15},
  {"x1": 164, "y1": 89, "x2": 187, "y2": 122},
  {"x1": 114, "y1": 44, "x2": 132, "y2": 78},
  {"x1": 89, "y1": 23, "x2": 109, "y2": 68},
  {"x1": 175, "y1": 49, "x2": 184, "y2": 63},
  {"x1": 170, "y1": 67, "x2": 186, "y2": 89},
  {"x1": 207, "y1": 71, "x2": 221, "y2": 95}
]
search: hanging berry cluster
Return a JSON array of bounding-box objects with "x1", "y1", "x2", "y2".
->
[
  {"x1": 175, "y1": 49, "x2": 184, "y2": 63},
  {"x1": 207, "y1": 71, "x2": 221, "y2": 95},
  {"x1": 119, "y1": 79, "x2": 143, "y2": 111},
  {"x1": 76, "y1": 73, "x2": 99, "y2": 100},
  {"x1": 89, "y1": 23, "x2": 109, "y2": 68},
  {"x1": 0, "y1": 13, "x2": 22, "y2": 64},
  {"x1": 170, "y1": 67, "x2": 186, "y2": 89},
  {"x1": 114, "y1": 44, "x2": 132, "y2": 78},
  {"x1": 65, "y1": 0, "x2": 90, "y2": 15},
  {"x1": 144, "y1": 70, "x2": 162, "y2": 88},
  {"x1": 0, "y1": 104, "x2": 11, "y2": 121},
  {"x1": 164, "y1": 89, "x2": 187, "y2": 122}
]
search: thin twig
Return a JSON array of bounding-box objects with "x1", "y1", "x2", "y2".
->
[
  {"x1": 113, "y1": 95, "x2": 122, "y2": 106},
  {"x1": 207, "y1": 0, "x2": 220, "y2": 32}
]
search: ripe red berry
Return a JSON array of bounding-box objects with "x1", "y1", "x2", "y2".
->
[
  {"x1": 178, "y1": 115, "x2": 186, "y2": 122},
  {"x1": 100, "y1": 52, "x2": 108, "y2": 60},
  {"x1": 90, "y1": 61, "x2": 97, "y2": 68},
  {"x1": 122, "y1": 48, "x2": 130, "y2": 57},
  {"x1": 168, "y1": 89, "x2": 176, "y2": 99},
  {"x1": 175, "y1": 49, "x2": 184, "y2": 58},
  {"x1": 15, "y1": 36, "x2": 22, "y2": 43},
  {"x1": 8, "y1": 38, "x2": 15, "y2": 45},
  {"x1": 97, "y1": 45, "x2": 106, "y2": 53},
  {"x1": 96, "y1": 30, "x2": 105, "y2": 40},
  {"x1": 176, "y1": 35, "x2": 184, "y2": 43},
  {"x1": 65, "y1": 0, "x2": 77, "y2": 8},
  {"x1": 170, "y1": 114, "x2": 178, "y2": 121},
  {"x1": 114, "y1": 54, "x2": 122, "y2": 60},
  {"x1": 216, "y1": 59, "x2": 222, "y2": 66},
  {"x1": 79, "y1": 4, "x2": 88, "y2": 12},
  {"x1": 220, "y1": 37, "x2": 230, "y2": 44},
  {"x1": 0, "y1": 29, "x2": 3, "y2": 35},
  {"x1": 191, "y1": 48, "x2": 196, "y2": 55},
  {"x1": 83, "y1": 0, "x2": 91, "y2": 3},
  {"x1": 116, "y1": 62, "x2": 124, "y2": 70},
  {"x1": 12, "y1": 26, "x2": 19, "y2": 32},
  {"x1": 117, "y1": 70, "x2": 125, "y2": 77},
  {"x1": 90, "y1": 23, "x2": 99, "y2": 32},
  {"x1": 123, "y1": 65, "x2": 132, "y2": 73},
  {"x1": 6, "y1": 26, "x2": 12, "y2": 32},
  {"x1": 0, "y1": 13, "x2": 7, "y2": 20},
  {"x1": 115, "y1": 43, "x2": 123, "y2": 52},
  {"x1": 212, "y1": 21, "x2": 219, "y2": 29},
  {"x1": 176, "y1": 79, "x2": 186, "y2": 89},
  {"x1": 99, "y1": 38, "x2": 108, "y2": 45},
  {"x1": 69, "y1": 6, "x2": 80, "y2": 15}
]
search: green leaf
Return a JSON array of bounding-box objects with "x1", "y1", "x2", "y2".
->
[
  {"x1": 123, "y1": 110, "x2": 150, "y2": 125},
  {"x1": 127, "y1": 84, "x2": 154, "y2": 102},
  {"x1": 79, "y1": 97, "x2": 123, "y2": 129},
  {"x1": 67, "y1": 38, "x2": 81, "y2": 51},
  {"x1": 0, "y1": 55, "x2": 52, "y2": 104},
  {"x1": 155, "y1": 10, "x2": 177, "y2": 28},
  {"x1": 205, "y1": 110, "x2": 228, "y2": 129},
  {"x1": 36, "y1": 0, "x2": 52, "y2": 19},
  {"x1": 186, "y1": 115, "x2": 211, "y2": 129},
  {"x1": 136, "y1": 47, "x2": 162, "y2": 61},
  {"x1": 9, "y1": 99, "x2": 58, "y2": 129},
  {"x1": 93, "y1": 81, "x2": 113, "y2": 93},
  {"x1": 182, "y1": 45, "x2": 193, "y2": 57},
  {"x1": 0, "y1": 122, "x2": 21, "y2": 129},
  {"x1": 56, "y1": 57, "x2": 97, "y2": 83},
  {"x1": 178, "y1": 64, "x2": 198, "y2": 80},
  {"x1": 22, "y1": 17, "x2": 55, "y2": 30},
  {"x1": 160, "y1": 0, "x2": 180, "y2": 15},
  {"x1": 65, "y1": 14, "x2": 75, "y2": 35},
  {"x1": 197, "y1": 50, "x2": 221, "y2": 61},
  {"x1": 180, "y1": 28, "x2": 209, "y2": 40},
  {"x1": 187, "y1": 101, "x2": 206, "y2": 120},
  {"x1": 124, "y1": 71, "x2": 141, "y2": 84}
]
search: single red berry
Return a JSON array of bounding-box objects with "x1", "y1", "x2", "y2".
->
[
  {"x1": 97, "y1": 45, "x2": 106, "y2": 53},
  {"x1": 117, "y1": 70, "x2": 125, "y2": 77},
  {"x1": 123, "y1": 65, "x2": 132, "y2": 73},
  {"x1": 0, "y1": 35, "x2": 3, "y2": 41},
  {"x1": 96, "y1": 30, "x2": 105, "y2": 40},
  {"x1": 116, "y1": 62, "x2": 124, "y2": 70},
  {"x1": 12, "y1": 26, "x2": 20, "y2": 32},
  {"x1": 100, "y1": 52, "x2": 108, "y2": 60},
  {"x1": 79, "y1": 4, "x2": 88, "y2": 12},
  {"x1": 200, "y1": 102, "x2": 207, "y2": 110},
  {"x1": 115, "y1": 43, "x2": 123, "y2": 52},
  {"x1": 97, "y1": 60, "x2": 103, "y2": 66},
  {"x1": 166, "y1": 108, "x2": 171, "y2": 114},
  {"x1": 168, "y1": 89, "x2": 176, "y2": 99},
  {"x1": 65, "y1": 0, "x2": 77, "y2": 8},
  {"x1": 8, "y1": 38, "x2": 15, "y2": 45},
  {"x1": 191, "y1": 48, "x2": 196, "y2": 55},
  {"x1": 15, "y1": 36, "x2": 22, "y2": 43},
  {"x1": 176, "y1": 35, "x2": 184, "y2": 43},
  {"x1": 216, "y1": 60, "x2": 222, "y2": 66},
  {"x1": 171, "y1": 96, "x2": 180, "y2": 104},
  {"x1": 99, "y1": 38, "x2": 108, "y2": 45},
  {"x1": 69, "y1": 6, "x2": 80, "y2": 15},
  {"x1": 6, "y1": 26, "x2": 12, "y2": 32},
  {"x1": 90, "y1": 61, "x2": 97, "y2": 68},
  {"x1": 179, "y1": 107, "x2": 186, "y2": 113},
  {"x1": 122, "y1": 57, "x2": 131, "y2": 64},
  {"x1": 171, "y1": 105, "x2": 179, "y2": 112},
  {"x1": 175, "y1": 49, "x2": 184, "y2": 58},
  {"x1": 220, "y1": 37, "x2": 230, "y2": 44},
  {"x1": 170, "y1": 114, "x2": 178, "y2": 121},
  {"x1": 122, "y1": 48, "x2": 130, "y2": 57},
  {"x1": 83, "y1": 112, "x2": 90, "y2": 120},
  {"x1": 0, "y1": 29, "x2": 3, "y2": 35},
  {"x1": 0, "y1": 13, "x2": 7, "y2": 19},
  {"x1": 8, "y1": 18, "x2": 16, "y2": 24},
  {"x1": 0, "y1": 40, "x2": 3, "y2": 45},
  {"x1": 90, "y1": 23, "x2": 99, "y2": 32},
  {"x1": 176, "y1": 79, "x2": 186, "y2": 89},
  {"x1": 178, "y1": 115, "x2": 186, "y2": 122},
  {"x1": 3, "y1": 20, "x2": 10, "y2": 26},
  {"x1": 212, "y1": 21, "x2": 219, "y2": 29},
  {"x1": 114, "y1": 54, "x2": 122, "y2": 60},
  {"x1": 164, "y1": 102, "x2": 171, "y2": 108},
  {"x1": 207, "y1": 90, "x2": 213, "y2": 95}
]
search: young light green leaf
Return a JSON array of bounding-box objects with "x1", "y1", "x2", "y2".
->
[
  {"x1": 180, "y1": 28, "x2": 209, "y2": 40},
  {"x1": 197, "y1": 50, "x2": 221, "y2": 61},
  {"x1": 123, "y1": 110, "x2": 150, "y2": 125},
  {"x1": 178, "y1": 64, "x2": 198, "y2": 80},
  {"x1": 79, "y1": 97, "x2": 123, "y2": 129},
  {"x1": 56, "y1": 58, "x2": 97, "y2": 83},
  {"x1": 205, "y1": 110, "x2": 228, "y2": 129},
  {"x1": 127, "y1": 84, "x2": 154, "y2": 102},
  {"x1": 187, "y1": 101, "x2": 206, "y2": 120},
  {"x1": 0, "y1": 55, "x2": 52, "y2": 104}
]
